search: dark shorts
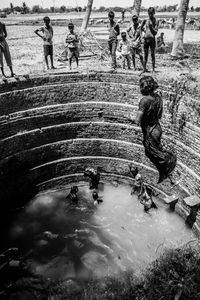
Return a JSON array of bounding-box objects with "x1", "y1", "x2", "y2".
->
[
  {"x1": 131, "y1": 45, "x2": 142, "y2": 56},
  {"x1": 43, "y1": 45, "x2": 53, "y2": 56},
  {"x1": 68, "y1": 47, "x2": 79, "y2": 59},
  {"x1": 144, "y1": 37, "x2": 156, "y2": 52}
]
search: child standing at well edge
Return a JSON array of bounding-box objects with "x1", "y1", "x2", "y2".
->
[
  {"x1": 65, "y1": 22, "x2": 79, "y2": 70},
  {"x1": 107, "y1": 11, "x2": 120, "y2": 70},
  {"x1": 34, "y1": 16, "x2": 55, "y2": 70},
  {"x1": 118, "y1": 32, "x2": 131, "y2": 70}
]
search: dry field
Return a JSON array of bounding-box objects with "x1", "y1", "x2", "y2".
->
[{"x1": 1, "y1": 13, "x2": 200, "y2": 81}]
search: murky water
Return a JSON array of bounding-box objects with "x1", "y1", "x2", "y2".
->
[{"x1": 9, "y1": 183, "x2": 195, "y2": 281}]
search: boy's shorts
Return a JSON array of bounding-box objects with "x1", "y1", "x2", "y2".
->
[
  {"x1": 68, "y1": 47, "x2": 79, "y2": 59},
  {"x1": 144, "y1": 37, "x2": 156, "y2": 51},
  {"x1": 0, "y1": 40, "x2": 12, "y2": 67},
  {"x1": 43, "y1": 45, "x2": 53, "y2": 56},
  {"x1": 131, "y1": 45, "x2": 142, "y2": 55}
]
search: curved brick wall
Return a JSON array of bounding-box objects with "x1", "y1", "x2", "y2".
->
[{"x1": 0, "y1": 71, "x2": 200, "y2": 212}]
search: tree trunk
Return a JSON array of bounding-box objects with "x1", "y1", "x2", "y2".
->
[
  {"x1": 81, "y1": 0, "x2": 93, "y2": 32},
  {"x1": 171, "y1": 0, "x2": 190, "y2": 57},
  {"x1": 132, "y1": 0, "x2": 142, "y2": 17}
]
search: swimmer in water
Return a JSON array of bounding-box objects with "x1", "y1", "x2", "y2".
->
[
  {"x1": 139, "y1": 184, "x2": 157, "y2": 212},
  {"x1": 84, "y1": 167, "x2": 100, "y2": 190},
  {"x1": 66, "y1": 186, "x2": 79, "y2": 205},
  {"x1": 92, "y1": 191, "x2": 103, "y2": 205},
  {"x1": 129, "y1": 164, "x2": 143, "y2": 195}
]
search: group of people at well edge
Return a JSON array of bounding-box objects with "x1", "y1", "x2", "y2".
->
[{"x1": 0, "y1": 7, "x2": 166, "y2": 79}]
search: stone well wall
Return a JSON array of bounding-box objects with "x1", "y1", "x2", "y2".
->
[{"x1": 0, "y1": 72, "x2": 200, "y2": 230}]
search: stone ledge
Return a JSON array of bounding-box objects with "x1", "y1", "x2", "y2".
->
[
  {"x1": 176, "y1": 195, "x2": 200, "y2": 227},
  {"x1": 163, "y1": 194, "x2": 179, "y2": 209},
  {"x1": 192, "y1": 210, "x2": 200, "y2": 238},
  {"x1": 175, "y1": 201, "x2": 190, "y2": 221},
  {"x1": 0, "y1": 122, "x2": 142, "y2": 158},
  {"x1": 184, "y1": 195, "x2": 200, "y2": 207}
]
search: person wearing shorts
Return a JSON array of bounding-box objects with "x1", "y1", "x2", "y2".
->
[
  {"x1": 127, "y1": 14, "x2": 144, "y2": 71},
  {"x1": 0, "y1": 22, "x2": 15, "y2": 79},
  {"x1": 107, "y1": 11, "x2": 120, "y2": 70},
  {"x1": 34, "y1": 16, "x2": 55, "y2": 70},
  {"x1": 118, "y1": 32, "x2": 131, "y2": 70},
  {"x1": 141, "y1": 7, "x2": 159, "y2": 73},
  {"x1": 65, "y1": 22, "x2": 79, "y2": 70}
]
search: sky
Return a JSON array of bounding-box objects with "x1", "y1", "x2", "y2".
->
[{"x1": 0, "y1": 0, "x2": 199, "y2": 9}]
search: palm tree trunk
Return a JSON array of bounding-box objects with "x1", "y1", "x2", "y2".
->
[
  {"x1": 171, "y1": 0, "x2": 190, "y2": 57},
  {"x1": 132, "y1": 0, "x2": 142, "y2": 16},
  {"x1": 81, "y1": 0, "x2": 93, "y2": 32}
]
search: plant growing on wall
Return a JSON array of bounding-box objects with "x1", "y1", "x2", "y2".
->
[{"x1": 168, "y1": 79, "x2": 187, "y2": 130}]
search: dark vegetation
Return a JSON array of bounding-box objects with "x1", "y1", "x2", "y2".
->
[
  {"x1": 2, "y1": 242, "x2": 200, "y2": 299},
  {"x1": 50, "y1": 243, "x2": 200, "y2": 300},
  {"x1": 1, "y1": 3, "x2": 200, "y2": 15}
]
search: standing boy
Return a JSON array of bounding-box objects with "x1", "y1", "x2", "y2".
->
[
  {"x1": 118, "y1": 32, "x2": 131, "y2": 70},
  {"x1": 127, "y1": 14, "x2": 144, "y2": 71},
  {"x1": 107, "y1": 11, "x2": 120, "y2": 70},
  {"x1": 0, "y1": 21, "x2": 15, "y2": 79},
  {"x1": 34, "y1": 16, "x2": 55, "y2": 70},
  {"x1": 65, "y1": 22, "x2": 79, "y2": 70},
  {"x1": 141, "y1": 7, "x2": 159, "y2": 73}
]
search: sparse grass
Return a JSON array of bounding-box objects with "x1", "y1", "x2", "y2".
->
[{"x1": 2, "y1": 24, "x2": 200, "y2": 79}]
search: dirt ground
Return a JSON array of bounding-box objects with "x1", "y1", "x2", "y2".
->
[{"x1": 1, "y1": 21, "x2": 200, "y2": 89}]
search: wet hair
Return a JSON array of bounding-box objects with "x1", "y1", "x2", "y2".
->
[
  {"x1": 132, "y1": 166, "x2": 139, "y2": 177},
  {"x1": 68, "y1": 22, "x2": 74, "y2": 29},
  {"x1": 92, "y1": 191, "x2": 98, "y2": 200},
  {"x1": 121, "y1": 31, "x2": 127, "y2": 37},
  {"x1": 139, "y1": 76, "x2": 158, "y2": 96},
  {"x1": 108, "y1": 10, "x2": 115, "y2": 18},
  {"x1": 71, "y1": 186, "x2": 78, "y2": 194},
  {"x1": 148, "y1": 7, "x2": 155, "y2": 15},
  {"x1": 84, "y1": 167, "x2": 90, "y2": 177},
  {"x1": 43, "y1": 16, "x2": 50, "y2": 22}
]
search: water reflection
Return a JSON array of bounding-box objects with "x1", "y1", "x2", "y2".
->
[{"x1": 9, "y1": 183, "x2": 195, "y2": 281}]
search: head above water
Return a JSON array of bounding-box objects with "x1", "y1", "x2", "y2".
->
[
  {"x1": 92, "y1": 191, "x2": 98, "y2": 200},
  {"x1": 84, "y1": 167, "x2": 97, "y2": 177},
  {"x1": 44, "y1": 16, "x2": 50, "y2": 25},
  {"x1": 84, "y1": 167, "x2": 91, "y2": 177},
  {"x1": 121, "y1": 31, "x2": 127, "y2": 39},
  {"x1": 139, "y1": 76, "x2": 158, "y2": 96},
  {"x1": 148, "y1": 7, "x2": 155, "y2": 18},
  {"x1": 70, "y1": 186, "x2": 78, "y2": 194}
]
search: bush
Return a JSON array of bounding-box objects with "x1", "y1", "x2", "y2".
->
[
  {"x1": 82, "y1": 242, "x2": 200, "y2": 300},
  {"x1": 4, "y1": 242, "x2": 200, "y2": 299}
]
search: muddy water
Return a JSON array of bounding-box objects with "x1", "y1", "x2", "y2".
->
[{"x1": 10, "y1": 183, "x2": 195, "y2": 281}]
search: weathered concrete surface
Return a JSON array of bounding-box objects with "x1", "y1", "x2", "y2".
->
[
  {"x1": 0, "y1": 71, "x2": 199, "y2": 237},
  {"x1": 176, "y1": 196, "x2": 200, "y2": 227},
  {"x1": 184, "y1": 195, "x2": 200, "y2": 207},
  {"x1": 192, "y1": 210, "x2": 200, "y2": 238},
  {"x1": 164, "y1": 194, "x2": 179, "y2": 209}
]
